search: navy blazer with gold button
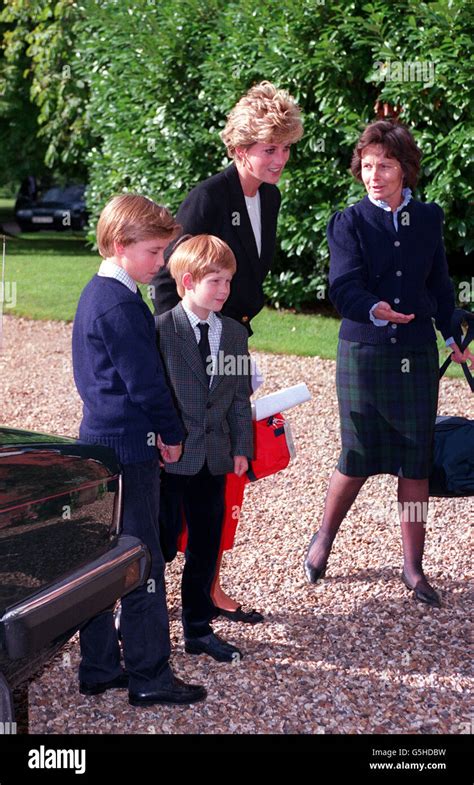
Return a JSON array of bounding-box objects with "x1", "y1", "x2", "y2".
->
[{"x1": 151, "y1": 163, "x2": 281, "y2": 334}]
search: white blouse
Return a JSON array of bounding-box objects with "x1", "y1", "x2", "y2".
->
[{"x1": 244, "y1": 191, "x2": 262, "y2": 256}]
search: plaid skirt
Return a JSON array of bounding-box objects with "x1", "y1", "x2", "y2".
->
[{"x1": 336, "y1": 339, "x2": 439, "y2": 479}]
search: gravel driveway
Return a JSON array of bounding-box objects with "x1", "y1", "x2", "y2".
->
[{"x1": 1, "y1": 315, "x2": 472, "y2": 735}]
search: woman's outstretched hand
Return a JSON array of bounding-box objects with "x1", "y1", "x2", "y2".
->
[{"x1": 372, "y1": 301, "x2": 415, "y2": 324}]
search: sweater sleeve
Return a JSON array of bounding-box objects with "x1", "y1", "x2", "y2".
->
[
  {"x1": 96, "y1": 302, "x2": 185, "y2": 444},
  {"x1": 327, "y1": 209, "x2": 380, "y2": 323},
  {"x1": 425, "y1": 204, "x2": 456, "y2": 341}
]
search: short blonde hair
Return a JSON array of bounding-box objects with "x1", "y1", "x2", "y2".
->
[
  {"x1": 168, "y1": 235, "x2": 237, "y2": 297},
  {"x1": 96, "y1": 194, "x2": 180, "y2": 258},
  {"x1": 220, "y1": 81, "x2": 303, "y2": 158}
]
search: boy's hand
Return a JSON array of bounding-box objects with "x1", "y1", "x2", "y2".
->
[
  {"x1": 161, "y1": 443, "x2": 182, "y2": 463},
  {"x1": 233, "y1": 455, "x2": 248, "y2": 477},
  {"x1": 157, "y1": 435, "x2": 182, "y2": 463}
]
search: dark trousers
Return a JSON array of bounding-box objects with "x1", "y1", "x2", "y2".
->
[
  {"x1": 79, "y1": 457, "x2": 172, "y2": 693},
  {"x1": 159, "y1": 463, "x2": 225, "y2": 639}
]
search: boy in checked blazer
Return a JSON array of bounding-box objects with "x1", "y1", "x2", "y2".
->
[{"x1": 156, "y1": 234, "x2": 253, "y2": 662}]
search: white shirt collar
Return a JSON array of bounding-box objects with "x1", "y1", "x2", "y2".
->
[
  {"x1": 368, "y1": 187, "x2": 412, "y2": 214},
  {"x1": 181, "y1": 302, "x2": 219, "y2": 330},
  {"x1": 97, "y1": 259, "x2": 137, "y2": 293}
]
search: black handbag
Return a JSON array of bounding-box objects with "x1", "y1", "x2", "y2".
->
[{"x1": 429, "y1": 309, "x2": 474, "y2": 497}]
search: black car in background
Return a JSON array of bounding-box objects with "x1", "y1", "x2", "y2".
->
[
  {"x1": 0, "y1": 427, "x2": 150, "y2": 724},
  {"x1": 15, "y1": 183, "x2": 88, "y2": 232}
]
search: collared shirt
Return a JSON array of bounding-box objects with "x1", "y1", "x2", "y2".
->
[
  {"x1": 181, "y1": 303, "x2": 222, "y2": 386},
  {"x1": 368, "y1": 186, "x2": 413, "y2": 232},
  {"x1": 367, "y1": 190, "x2": 454, "y2": 345},
  {"x1": 97, "y1": 259, "x2": 137, "y2": 293}
]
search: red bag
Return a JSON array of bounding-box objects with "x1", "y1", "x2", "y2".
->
[
  {"x1": 176, "y1": 470, "x2": 247, "y2": 553},
  {"x1": 177, "y1": 413, "x2": 294, "y2": 553},
  {"x1": 246, "y1": 413, "x2": 293, "y2": 481}
]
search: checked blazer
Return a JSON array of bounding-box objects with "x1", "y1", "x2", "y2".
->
[
  {"x1": 156, "y1": 303, "x2": 253, "y2": 476},
  {"x1": 151, "y1": 163, "x2": 281, "y2": 334}
]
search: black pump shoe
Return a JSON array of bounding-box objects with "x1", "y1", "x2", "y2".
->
[
  {"x1": 216, "y1": 606, "x2": 264, "y2": 624},
  {"x1": 185, "y1": 632, "x2": 243, "y2": 663},
  {"x1": 304, "y1": 531, "x2": 329, "y2": 584},
  {"x1": 401, "y1": 571, "x2": 441, "y2": 608}
]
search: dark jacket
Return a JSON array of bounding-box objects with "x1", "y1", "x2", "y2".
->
[
  {"x1": 156, "y1": 303, "x2": 253, "y2": 475},
  {"x1": 328, "y1": 196, "x2": 456, "y2": 345},
  {"x1": 151, "y1": 163, "x2": 281, "y2": 334}
]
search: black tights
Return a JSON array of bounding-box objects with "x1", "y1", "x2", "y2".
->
[{"x1": 306, "y1": 469, "x2": 431, "y2": 585}]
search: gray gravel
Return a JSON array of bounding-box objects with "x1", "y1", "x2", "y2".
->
[{"x1": 1, "y1": 315, "x2": 472, "y2": 735}]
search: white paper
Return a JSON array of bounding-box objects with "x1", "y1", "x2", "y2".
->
[{"x1": 252, "y1": 383, "x2": 311, "y2": 421}]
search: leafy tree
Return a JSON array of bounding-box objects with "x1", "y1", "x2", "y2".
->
[
  {"x1": 0, "y1": 7, "x2": 48, "y2": 186},
  {"x1": 1, "y1": 0, "x2": 471, "y2": 309},
  {"x1": 0, "y1": 0, "x2": 92, "y2": 185}
]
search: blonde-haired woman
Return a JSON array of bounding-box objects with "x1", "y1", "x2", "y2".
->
[{"x1": 153, "y1": 81, "x2": 303, "y2": 624}]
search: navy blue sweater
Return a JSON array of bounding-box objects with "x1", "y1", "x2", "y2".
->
[
  {"x1": 72, "y1": 276, "x2": 185, "y2": 464},
  {"x1": 328, "y1": 196, "x2": 456, "y2": 345}
]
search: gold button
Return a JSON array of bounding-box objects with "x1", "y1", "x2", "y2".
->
[{"x1": 242, "y1": 315, "x2": 249, "y2": 323}]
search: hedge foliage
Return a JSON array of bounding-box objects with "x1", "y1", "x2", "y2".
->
[{"x1": 1, "y1": 0, "x2": 472, "y2": 309}]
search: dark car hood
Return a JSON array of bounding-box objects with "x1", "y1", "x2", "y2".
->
[{"x1": 0, "y1": 428, "x2": 121, "y2": 475}]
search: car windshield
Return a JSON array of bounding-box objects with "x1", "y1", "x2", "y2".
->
[{"x1": 40, "y1": 186, "x2": 84, "y2": 203}]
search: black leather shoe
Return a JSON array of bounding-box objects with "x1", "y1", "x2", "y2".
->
[
  {"x1": 304, "y1": 531, "x2": 329, "y2": 584},
  {"x1": 129, "y1": 675, "x2": 207, "y2": 707},
  {"x1": 401, "y1": 571, "x2": 441, "y2": 608},
  {"x1": 185, "y1": 632, "x2": 243, "y2": 663},
  {"x1": 216, "y1": 605, "x2": 264, "y2": 624},
  {"x1": 79, "y1": 672, "x2": 129, "y2": 696}
]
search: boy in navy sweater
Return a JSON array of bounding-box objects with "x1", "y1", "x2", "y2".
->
[{"x1": 72, "y1": 194, "x2": 206, "y2": 707}]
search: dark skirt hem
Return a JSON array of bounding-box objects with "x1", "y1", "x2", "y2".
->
[{"x1": 336, "y1": 458, "x2": 433, "y2": 481}]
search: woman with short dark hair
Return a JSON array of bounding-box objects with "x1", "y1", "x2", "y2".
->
[{"x1": 304, "y1": 120, "x2": 467, "y2": 607}]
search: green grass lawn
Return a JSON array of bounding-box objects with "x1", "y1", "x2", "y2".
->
[
  {"x1": 0, "y1": 232, "x2": 466, "y2": 377},
  {"x1": 250, "y1": 307, "x2": 341, "y2": 357}
]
